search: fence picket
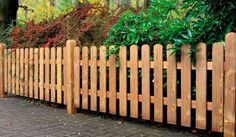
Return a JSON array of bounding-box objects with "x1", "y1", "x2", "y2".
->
[
  {"x1": 224, "y1": 33, "x2": 236, "y2": 137},
  {"x1": 3, "y1": 49, "x2": 8, "y2": 93},
  {"x1": 29, "y1": 48, "x2": 34, "y2": 98},
  {"x1": 109, "y1": 47, "x2": 116, "y2": 115},
  {"x1": 63, "y1": 47, "x2": 67, "y2": 105},
  {"x1": 0, "y1": 44, "x2": 4, "y2": 97},
  {"x1": 142, "y1": 45, "x2": 150, "y2": 120},
  {"x1": 4, "y1": 49, "x2": 7, "y2": 93},
  {"x1": 39, "y1": 48, "x2": 44, "y2": 100},
  {"x1": 15, "y1": 49, "x2": 19, "y2": 95},
  {"x1": 34, "y1": 48, "x2": 39, "y2": 99},
  {"x1": 181, "y1": 44, "x2": 191, "y2": 127},
  {"x1": 196, "y1": 43, "x2": 207, "y2": 129},
  {"x1": 91, "y1": 46, "x2": 98, "y2": 111},
  {"x1": 8, "y1": 49, "x2": 11, "y2": 94},
  {"x1": 154, "y1": 44, "x2": 163, "y2": 122},
  {"x1": 99, "y1": 46, "x2": 107, "y2": 113},
  {"x1": 56, "y1": 47, "x2": 62, "y2": 104},
  {"x1": 74, "y1": 47, "x2": 80, "y2": 108},
  {"x1": 24, "y1": 48, "x2": 29, "y2": 97},
  {"x1": 45, "y1": 47, "x2": 50, "y2": 101},
  {"x1": 51, "y1": 47, "x2": 56, "y2": 102},
  {"x1": 119, "y1": 46, "x2": 127, "y2": 116},
  {"x1": 212, "y1": 43, "x2": 224, "y2": 132},
  {"x1": 130, "y1": 45, "x2": 138, "y2": 118},
  {"x1": 20, "y1": 49, "x2": 24, "y2": 96},
  {"x1": 82, "y1": 46, "x2": 89, "y2": 109},
  {"x1": 11, "y1": 50, "x2": 16, "y2": 94},
  {"x1": 167, "y1": 44, "x2": 177, "y2": 124}
]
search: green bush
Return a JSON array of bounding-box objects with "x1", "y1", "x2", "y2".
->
[{"x1": 104, "y1": 0, "x2": 236, "y2": 62}]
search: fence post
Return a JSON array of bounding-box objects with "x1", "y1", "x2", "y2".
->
[
  {"x1": 224, "y1": 32, "x2": 236, "y2": 137},
  {"x1": 66, "y1": 40, "x2": 76, "y2": 114},
  {"x1": 0, "y1": 44, "x2": 5, "y2": 98}
]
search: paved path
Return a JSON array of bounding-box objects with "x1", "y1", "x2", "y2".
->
[{"x1": 0, "y1": 96, "x2": 216, "y2": 137}]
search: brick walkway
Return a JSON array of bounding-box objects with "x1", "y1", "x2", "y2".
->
[{"x1": 0, "y1": 96, "x2": 212, "y2": 137}]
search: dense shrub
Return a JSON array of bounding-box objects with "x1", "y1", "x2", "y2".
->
[
  {"x1": 104, "y1": 0, "x2": 236, "y2": 62},
  {"x1": 9, "y1": 4, "x2": 125, "y2": 48}
]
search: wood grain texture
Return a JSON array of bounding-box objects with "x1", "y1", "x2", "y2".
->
[
  {"x1": 154, "y1": 44, "x2": 163, "y2": 122},
  {"x1": 29, "y1": 48, "x2": 34, "y2": 98},
  {"x1": 130, "y1": 45, "x2": 138, "y2": 118},
  {"x1": 4, "y1": 49, "x2": 7, "y2": 94},
  {"x1": 119, "y1": 46, "x2": 127, "y2": 116},
  {"x1": 224, "y1": 33, "x2": 236, "y2": 137},
  {"x1": 196, "y1": 43, "x2": 207, "y2": 129},
  {"x1": 20, "y1": 49, "x2": 24, "y2": 96},
  {"x1": 212, "y1": 43, "x2": 224, "y2": 132},
  {"x1": 82, "y1": 46, "x2": 89, "y2": 109},
  {"x1": 15, "y1": 49, "x2": 20, "y2": 95},
  {"x1": 65, "y1": 40, "x2": 76, "y2": 114},
  {"x1": 24, "y1": 48, "x2": 29, "y2": 97},
  {"x1": 91, "y1": 46, "x2": 98, "y2": 111},
  {"x1": 57, "y1": 47, "x2": 62, "y2": 104},
  {"x1": 34, "y1": 48, "x2": 39, "y2": 99},
  {"x1": 0, "y1": 44, "x2": 4, "y2": 97},
  {"x1": 99, "y1": 46, "x2": 107, "y2": 113},
  {"x1": 109, "y1": 47, "x2": 117, "y2": 115},
  {"x1": 39, "y1": 48, "x2": 44, "y2": 100},
  {"x1": 11, "y1": 49, "x2": 16, "y2": 94},
  {"x1": 141, "y1": 45, "x2": 150, "y2": 120},
  {"x1": 73, "y1": 47, "x2": 80, "y2": 108},
  {"x1": 51, "y1": 47, "x2": 56, "y2": 102},
  {"x1": 180, "y1": 44, "x2": 191, "y2": 127},
  {"x1": 167, "y1": 44, "x2": 177, "y2": 125},
  {"x1": 45, "y1": 47, "x2": 50, "y2": 101},
  {"x1": 7, "y1": 49, "x2": 11, "y2": 94}
]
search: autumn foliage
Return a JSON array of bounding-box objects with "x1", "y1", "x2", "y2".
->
[{"x1": 10, "y1": 4, "x2": 123, "y2": 48}]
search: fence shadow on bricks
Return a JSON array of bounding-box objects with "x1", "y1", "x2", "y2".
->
[{"x1": 0, "y1": 33, "x2": 235, "y2": 137}]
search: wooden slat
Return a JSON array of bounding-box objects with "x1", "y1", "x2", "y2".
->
[
  {"x1": 39, "y1": 48, "x2": 44, "y2": 100},
  {"x1": 119, "y1": 46, "x2": 127, "y2": 116},
  {"x1": 74, "y1": 47, "x2": 80, "y2": 108},
  {"x1": 99, "y1": 46, "x2": 107, "y2": 113},
  {"x1": 181, "y1": 44, "x2": 191, "y2": 127},
  {"x1": 34, "y1": 48, "x2": 39, "y2": 99},
  {"x1": 15, "y1": 49, "x2": 20, "y2": 95},
  {"x1": 4, "y1": 49, "x2": 7, "y2": 93},
  {"x1": 63, "y1": 47, "x2": 67, "y2": 105},
  {"x1": 51, "y1": 47, "x2": 56, "y2": 102},
  {"x1": 109, "y1": 47, "x2": 116, "y2": 115},
  {"x1": 11, "y1": 50, "x2": 16, "y2": 94},
  {"x1": 130, "y1": 45, "x2": 138, "y2": 118},
  {"x1": 45, "y1": 47, "x2": 50, "y2": 101},
  {"x1": 196, "y1": 43, "x2": 207, "y2": 129},
  {"x1": 82, "y1": 46, "x2": 89, "y2": 109},
  {"x1": 24, "y1": 48, "x2": 29, "y2": 97},
  {"x1": 142, "y1": 45, "x2": 150, "y2": 120},
  {"x1": 224, "y1": 33, "x2": 236, "y2": 137},
  {"x1": 154, "y1": 44, "x2": 163, "y2": 122},
  {"x1": 7, "y1": 49, "x2": 11, "y2": 94},
  {"x1": 57, "y1": 47, "x2": 62, "y2": 104},
  {"x1": 65, "y1": 40, "x2": 76, "y2": 114},
  {"x1": 0, "y1": 44, "x2": 4, "y2": 97},
  {"x1": 91, "y1": 46, "x2": 98, "y2": 111},
  {"x1": 20, "y1": 48, "x2": 24, "y2": 96},
  {"x1": 167, "y1": 44, "x2": 177, "y2": 124},
  {"x1": 212, "y1": 43, "x2": 224, "y2": 132},
  {"x1": 29, "y1": 48, "x2": 34, "y2": 98}
]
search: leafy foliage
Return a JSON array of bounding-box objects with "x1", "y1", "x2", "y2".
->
[{"x1": 104, "y1": 0, "x2": 236, "y2": 62}]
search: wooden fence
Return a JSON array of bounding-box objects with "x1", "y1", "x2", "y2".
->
[{"x1": 0, "y1": 33, "x2": 235, "y2": 137}]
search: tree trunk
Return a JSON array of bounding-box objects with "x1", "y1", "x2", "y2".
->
[{"x1": 0, "y1": 0, "x2": 19, "y2": 34}]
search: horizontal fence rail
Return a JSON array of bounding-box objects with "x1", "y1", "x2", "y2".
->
[{"x1": 0, "y1": 33, "x2": 235, "y2": 137}]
